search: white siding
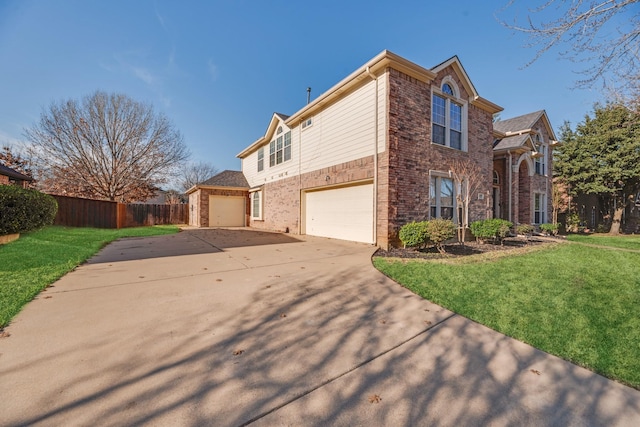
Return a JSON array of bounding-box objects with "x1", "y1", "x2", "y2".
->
[{"x1": 242, "y1": 74, "x2": 387, "y2": 188}]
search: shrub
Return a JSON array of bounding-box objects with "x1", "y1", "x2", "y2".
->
[
  {"x1": 470, "y1": 218, "x2": 513, "y2": 244},
  {"x1": 566, "y1": 213, "x2": 580, "y2": 233},
  {"x1": 540, "y1": 223, "x2": 559, "y2": 236},
  {"x1": 516, "y1": 224, "x2": 535, "y2": 235},
  {"x1": 399, "y1": 221, "x2": 429, "y2": 248},
  {"x1": 0, "y1": 186, "x2": 58, "y2": 235},
  {"x1": 425, "y1": 218, "x2": 456, "y2": 254}
]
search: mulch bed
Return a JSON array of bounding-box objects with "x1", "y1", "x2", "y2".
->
[{"x1": 374, "y1": 237, "x2": 552, "y2": 260}]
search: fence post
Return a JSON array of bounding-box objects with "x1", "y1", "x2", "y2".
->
[{"x1": 117, "y1": 203, "x2": 126, "y2": 229}]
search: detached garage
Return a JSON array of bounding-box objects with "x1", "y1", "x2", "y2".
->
[
  {"x1": 303, "y1": 182, "x2": 374, "y2": 244},
  {"x1": 187, "y1": 170, "x2": 249, "y2": 227}
]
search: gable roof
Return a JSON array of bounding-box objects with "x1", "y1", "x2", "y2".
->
[
  {"x1": 0, "y1": 162, "x2": 33, "y2": 181},
  {"x1": 238, "y1": 50, "x2": 503, "y2": 158},
  {"x1": 493, "y1": 134, "x2": 533, "y2": 151},
  {"x1": 201, "y1": 170, "x2": 248, "y2": 188},
  {"x1": 493, "y1": 110, "x2": 545, "y2": 134}
]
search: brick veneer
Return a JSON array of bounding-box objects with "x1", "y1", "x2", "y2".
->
[
  {"x1": 0, "y1": 175, "x2": 8, "y2": 185},
  {"x1": 384, "y1": 67, "x2": 494, "y2": 247},
  {"x1": 250, "y1": 156, "x2": 376, "y2": 234}
]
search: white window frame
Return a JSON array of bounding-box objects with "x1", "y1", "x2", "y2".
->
[
  {"x1": 301, "y1": 117, "x2": 313, "y2": 130},
  {"x1": 534, "y1": 192, "x2": 546, "y2": 225},
  {"x1": 251, "y1": 190, "x2": 262, "y2": 220},
  {"x1": 431, "y1": 79, "x2": 468, "y2": 151},
  {"x1": 269, "y1": 130, "x2": 291, "y2": 167},
  {"x1": 534, "y1": 139, "x2": 547, "y2": 176},
  {"x1": 430, "y1": 173, "x2": 457, "y2": 223},
  {"x1": 257, "y1": 147, "x2": 264, "y2": 172}
]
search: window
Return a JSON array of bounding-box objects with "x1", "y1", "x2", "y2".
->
[
  {"x1": 252, "y1": 191, "x2": 262, "y2": 219},
  {"x1": 257, "y1": 148, "x2": 264, "y2": 172},
  {"x1": 534, "y1": 193, "x2": 545, "y2": 224},
  {"x1": 432, "y1": 82, "x2": 465, "y2": 150},
  {"x1": 493, "y1": 170, "x2": 499, "y2": 185},
  {"x1": 301, "y1": 117, "x2": 313, "y2": 130},
  {"x1": 535, "y1": 144, "x2": 546, "y2": 175},
  {"x1": 430, "y1": 175, "x2": 455, "y2": 220},
  {"x1": 269, "y1": 131, "x2": 291, "y2": 167}
]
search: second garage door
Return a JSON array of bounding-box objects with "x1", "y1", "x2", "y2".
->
[
  {"x1": 208, "y1": 195, "x2": 245, "y2": 227},
  {"x1": 304, "y1": 183, "x2": 374, "y2": 244}
]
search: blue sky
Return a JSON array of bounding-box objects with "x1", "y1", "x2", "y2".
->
[{"x1": 0, "y1": 0, "x2": 620, "y2": 181}]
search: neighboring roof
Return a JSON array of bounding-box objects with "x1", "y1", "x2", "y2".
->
[
  {"x1": 0, "y1": 162, "x2": 33, "y2": 181},
  {"x1": 274, "y1": 112, "x2": 290, "y2": 121},
  {"x1": 493, "y1": 110, "x2": 545, "y2": 134},
  {"x1": 201, "y1": 170, "x2": 248, "y2": 188},
  {"x1": 237, "y1": 50, "x2": 503, "y2": 159}
]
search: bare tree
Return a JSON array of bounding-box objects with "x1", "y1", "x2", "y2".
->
[
  {"x1": 0, "y1": 145, "x2": 34, "y2": 186},
  {"x1": 180, "y1": 161, "x2": 219, "y2": 192},
  {"x1": 498, "y1": 0, "x2": 640, "y2": 91},
  {"x1": 449, "y1": 159, "x2": 486, "y2": 244},
  {"x1": 24, "y1": 91, "x2": 190, "y2": 202}
]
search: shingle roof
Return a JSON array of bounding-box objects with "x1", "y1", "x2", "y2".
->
[
  {"x1": 274, "y1": 112, "x2": 290, "y2": 121},
  {"x1": 493, "y1": 134, "x2": 531, "y2": 151},
  {"x1": 0, "y1": 162, "x2": 33, "y2": 181},
  {"x1": 493, "y1": 110, "x2": 545, "y2": 134},
  {"x1": 201, "y1": 170, "x2": 248, "y2": 188}
]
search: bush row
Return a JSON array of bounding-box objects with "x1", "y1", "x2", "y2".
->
[{"x1": 0, "y1": 185, "x2": 58, "y2": 235}]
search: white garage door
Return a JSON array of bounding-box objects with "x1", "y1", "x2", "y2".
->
[
  {"x1": 208, "y1": 195, "x2": 245, "y2": 227},
  {"x1": 304, "y1": 183, "x2": 374, "y2": 243}
]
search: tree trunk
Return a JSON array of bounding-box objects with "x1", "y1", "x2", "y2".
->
[{"x1": 609, "y1": 206, "x2": 624, "y2": 234}]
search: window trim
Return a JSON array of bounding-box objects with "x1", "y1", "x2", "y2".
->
[
  {"x1": 257, "y1": 147, "x2": 264, "y2": 172},
  {"x1": 251, "y1": 190, "x2": 262, "y2": 220},
  {"x1": 534, "y1": 137, "x2": 547, "y2": 175},
  {"x1": 268, "y1": 130, "x2": 292, "y2": 167},
  {"x1": 430, "y1": 173, "x2": 457, "y2": 223},
  {"x1": 534, "y1": 192, "x2": 546, "y2": 225},
  {"x1": 431, "y1": 79, "x2": 468, "y2": 151}
]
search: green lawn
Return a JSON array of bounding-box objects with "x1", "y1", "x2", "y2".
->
[
  {"x1": 0, "y1": 225, "x2": 179, "y2": 328},
  {"x1": 567, "y1": 233, "x2": 640, "y2": 250},
  {"x1": 374, "y1": 238, "x2": 640, "y2": 389}
]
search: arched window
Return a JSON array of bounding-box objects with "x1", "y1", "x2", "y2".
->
[
  {"x1": 493, "y1": 170, "x2": 499, "y2": 185},
  {"x1": 432, "y1": 79, "x2": 466, "y2": 150},
  {"x1": 276, "y1": 126, "x2": 283, "y2": 134}
]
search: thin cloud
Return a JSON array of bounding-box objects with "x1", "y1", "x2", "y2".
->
[{"x1": 133, "y1": 67, "x2": 157, "y2": 85}]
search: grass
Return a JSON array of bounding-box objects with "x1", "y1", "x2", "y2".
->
[
  {"x1": 0, "y1": 225, "x2": 180, "y2": 328},
  {"x1": 567, "y1": 233, "x2": 640, "y2": 250},
  {"x1": 374, "y1": 238, "x2": 640, "y2": 389}
]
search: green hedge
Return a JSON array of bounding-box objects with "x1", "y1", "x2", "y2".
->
[
  {"x1": 0, "y1": 186, "x2": 58, "y2": 235},
  {"x1": 470, "y1": 218, "x2": 512, "y2": 243},
  {"x1": 399, "y1": 221, "x2": 429, "y2": 248},
  {"x1": 399, "y1": 219, "x2": 456, "y2": 253}
]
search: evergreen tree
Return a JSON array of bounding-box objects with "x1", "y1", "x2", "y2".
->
[{"x1": 555, "y1": 104, "x2": 640, "y2": 234}]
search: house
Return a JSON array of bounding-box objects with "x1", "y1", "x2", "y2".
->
[
  {"x1": 189, "y1": 50, "x2": 555, "y2": 249},
  {"x1": 492, "y1": 110, "x2": 558, "y2": 226},
  {"x1": 0, "y1": 162, "x2": 33, "y2": 188}
]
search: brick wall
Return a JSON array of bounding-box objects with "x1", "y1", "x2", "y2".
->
[
  {"x1": 250, "y1": 156, "x2": 376, "y2": 234},
  {"x1": 385, "y1": 66, "x2": 494, "y2": 246},
  {"x1": 0, "y1": 175, "x2": 8, "y2": 185}
]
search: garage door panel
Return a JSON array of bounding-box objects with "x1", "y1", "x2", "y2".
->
[
  {"x1": 209, "y1": 196, "x2": 245, "y2": 227},
  {"x1": 305, "y1": 184, "x2": 373, "y2": 243}
]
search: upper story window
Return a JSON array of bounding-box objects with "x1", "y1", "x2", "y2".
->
[
  {"x1": 432, "y1": 80, "x2": 466, "y2": 151},
  {"x1": 257, "y1": 147, "x2": 264, "y2": 172},
  {"x1": 534, "y1": 133, "x2": 546, "y2": 175},
  {"x1": 301, "y1": 117, "x2": 313, "y2": 130},
  {"x1": 493, "y1": 170, "x2": 499, "y2": 185},
  {"x1": 269, "y1": 130, "x2": 291, "y2": 167}
]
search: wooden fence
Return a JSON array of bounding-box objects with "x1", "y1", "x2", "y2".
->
[{"x1": 52, "y1": 195, "x2": 188, "y2": 228}]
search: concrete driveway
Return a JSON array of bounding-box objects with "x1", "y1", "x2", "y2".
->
[{"x1": 1, "y1": 228, "x2": 639, "y2": 426}]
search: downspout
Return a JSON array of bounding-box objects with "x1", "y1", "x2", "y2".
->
[
  {"x1": 507, "y1": 150, "x2": 513, "y2": 223},
  {"x1": 366, "y1": 66, "x2": 378, "y2": 245},
  {"x1": 299, "y1": 118, "x2": 303, "y2": 234}
]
